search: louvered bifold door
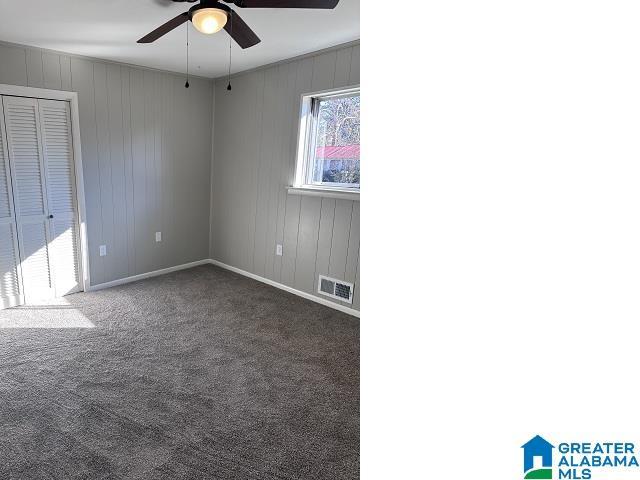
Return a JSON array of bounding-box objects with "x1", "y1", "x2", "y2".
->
[
  {"x1": 2, "y1": 96, "x2": 55, "y2": 303},
  {"x1": 38, "y1": 99, "x2": 81, "y2": 296},
  {"x1": 0, "y1": 100, "x2": 24, "y2": 308}
]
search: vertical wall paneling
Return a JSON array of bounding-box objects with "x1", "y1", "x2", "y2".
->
[
  {"x1": 281, "y1": 57, "x2": 314, "y2": 286},
  {"x1": 26, "y1": 49, "x2": 44, "y2": 88},
  {"x1": 94, "y1": 62, "x2": 117, "y2": 282},
  {"x1": 220, "y1": 79, "x2": 233, "y2": 265},
  {"x1": 153, "y1": 73, "x2": 162, "y2": 269},
  {"x1": 209, "y1": 84, "x2": 216, "y2": 260},
  {"x1": 252, "y1": 67, "x2": 279, "y2": 278},
  {"x1": 311, "y1": 50, "x2": 337, "y2": 91},
  {"x1": 263, "y1": 64, "x2": 290, "y2": 281},
  {"x1": 0, "y1": 45, "x2": 27, "y2": 85},
  {"x1": 347, "y1": 202, "x2": 359, "y2": 309},
  {"x1": 70, "y1": 57, "x2": 103, "y2": 285},
  {"x1": 211, "y1": 44, "x2": 360, "y2": 310},
  {"x1": 42, "y1": 53, "x2": 62, "y2": 90},
  {"x1": 171, "y1": 75, "x2": 188, "y2": 265},
  {"x1": 106, "y1": 64, "x2": 129, "y2": 281},
  {"x1": 272, "y1": 62, "x2": 298, "y2": 282},
  {"x1": 220, "y1": 81, "x2": 235, "y2": 266},
  {"x1": 245, "y1": 72, "x2": 265, "y2": 273},
  {"x1": 170, "y1": 75, "x2": 181, "y2": 265},
  {"x1": 60, "y1": 56, "x2": 72, "y2": 91},
  {"x1": 314, "y1": 198, "x2": 336, "y2": 281},
  {"x1": 212, "y1": 72, "x2": 262, "y2": 272},
  {"x1": 328, "y1": 199, "x2": 352, "y2": 281},
  {"x1": 0, "y1": 44, "x2": 214, "y2": 288},
  {"x1": 129, "y1": 68, "x2": 144, "y2": 275},
  {"x1": 349, "y1": 46, "x2": 360, "y2": 84},
  {"x1": 142, "y1": 71, "x2": 155, "y2": 273},
  {"x1": 121, "y1": 67, "x2": 136, "y2": 276},
  {"x1": 293, "y1": 195, "x2": 322, "y2": 293},
  {"x1": 280, "y1": 193, "x2": 301, "y2": 288},
  {"x1": 343, "y1": 201, "x2": 359, "y2": 283},
  {"x1": 185, "y1": 77, "x2": 213, "y2": 263},
  {"x1": 352, "y1": 259, "x2": 360, "y2": 310},
  {"x1": 160, "y1": 74, "x2": 172, "y2": 268},
  {"x1": 333, "y1": 47, "x2": 353, "y2": 88}
]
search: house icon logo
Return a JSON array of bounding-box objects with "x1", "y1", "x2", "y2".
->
[{"x1": 522, "y1": 435, "x2": 554, "y2": 479}]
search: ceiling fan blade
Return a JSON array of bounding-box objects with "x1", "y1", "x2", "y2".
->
[
  {"x1": 233, "y1": 0, "x2": 339, "y2": 8},
  {"x1": 224, "y1": 11, "x2": 261, "y2": 49},
  {"x1": 138, "y1": 12, "x2": 189, "y2": 43},
  {"x1": 153, "y1": 0, "x2": 197, "y2": 5}
]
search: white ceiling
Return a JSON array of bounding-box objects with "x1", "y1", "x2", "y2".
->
[{"x1": 0, "y1": 0, "x2": 359, "y2": 78}]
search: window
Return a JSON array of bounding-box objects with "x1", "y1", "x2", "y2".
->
[{"x1": 294, "y1": 87, "x2": 360, "y2": 195}]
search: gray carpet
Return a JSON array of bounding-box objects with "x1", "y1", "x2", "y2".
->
[{"x1": 0, "y1": 265, "x2": 359, "y2": 479}]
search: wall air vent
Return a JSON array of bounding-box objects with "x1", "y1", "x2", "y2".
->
[{"x1": 317, "y1": 275, "x2": 354, "y2": 304}]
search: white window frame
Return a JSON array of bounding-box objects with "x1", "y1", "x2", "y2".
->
[{"x1": 290, "y1": 85, "x2": 360, "y2": 201}]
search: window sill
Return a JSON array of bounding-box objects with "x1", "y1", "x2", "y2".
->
[{"x1": 287, "y1": 186, "x2": 360, "y2": 201}]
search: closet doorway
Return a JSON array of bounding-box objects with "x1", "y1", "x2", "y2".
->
[{"x1": 0, "y1": 86, "x2": 88, "y2": 309}]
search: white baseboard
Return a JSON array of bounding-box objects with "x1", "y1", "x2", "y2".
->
[
  {"x1": 208, "y1": 259, "x2": 360, "y2": 318},
  {"x1": 86, "y1": 259, "x2": 212, "y2": 292},
  {"x1": 85, "y1": 258, "x2": 360, "y2": 318}
]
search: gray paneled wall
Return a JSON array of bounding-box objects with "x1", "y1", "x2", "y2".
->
[
  {"x1": 0, "y1": 40, "x2": 360, "y2": 309},
  {"x1": 211, "y1": 43, "x2": 360, "y2": 310},
  {"x1": 0, "y1": 43, "x2": 213, "y2": 286}
]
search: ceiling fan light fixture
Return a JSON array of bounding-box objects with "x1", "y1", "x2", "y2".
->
[
  {"x1": 138, "y1": 0, "x2": 342, "y2": 47},
  {"x1": 192, "y1": 7, "x2": 228, "y2": 35}
]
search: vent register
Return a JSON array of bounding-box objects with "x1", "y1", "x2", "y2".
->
[{"x1": 318, "y1": 275, "x2": 353, "y2": 304}]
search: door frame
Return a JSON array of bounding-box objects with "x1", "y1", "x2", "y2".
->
[{"x1": 0, "y1": 83, "x2": 90, "y2": 292}]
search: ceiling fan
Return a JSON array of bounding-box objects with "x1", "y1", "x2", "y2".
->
[{"x1": 138, "y1": 0, "x2": 341, "y2": 49}]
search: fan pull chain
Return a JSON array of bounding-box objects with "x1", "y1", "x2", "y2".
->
[
  {"x1": 185, "y1": 21, "x2": 190, "y2": 89},
  {"x1": 227, "y1": 12, "x2": 232, "y2": 91}
]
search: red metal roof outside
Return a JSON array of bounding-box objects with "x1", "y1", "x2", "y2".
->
[{"x1": 316, "y1": 144, "x2": 360, "y2": 159}]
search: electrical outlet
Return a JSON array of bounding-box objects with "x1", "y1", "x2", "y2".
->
[
  {"x1": 99, "y1": 245, "x2": 107, "y2": 257},
  {"x1": 155, "y1": 232, "x2": 162, "y2": 242},
  {"x1": 276, "y1": 244, "x2": 283, "y2": 256}
]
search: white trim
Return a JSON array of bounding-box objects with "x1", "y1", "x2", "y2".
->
[
  {"x1": 86, "y1": 259, "x2": 212, "y2": 292},
  {"x1": 68, "y1": 92, "x2": 91, "y2": 292},
  {"x1": 0, "y1": 84, "x2": 78, "y2": 102},
  {"x1": 293, "y1": 91, "x2": 314, "y2": 187},
  {"x1": 209, "y1": 259, "x2": 360, "y2": 318},
  {"x1": 28, "y1": 257, "x2": 361, "y2": 318},
  {"x1": 287, "y1": 186, "x2": 359, "y2": 201},
  {"x1": 301, "y1": 85, "x2": 361, "y2": 101},
  {"x1": 0, "y1": 84, "x2": 90, "y2": 293}
]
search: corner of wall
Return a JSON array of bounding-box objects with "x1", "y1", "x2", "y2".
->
[{"x1": 208, "y1": 79, "x2": 216, "y2": 259}]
